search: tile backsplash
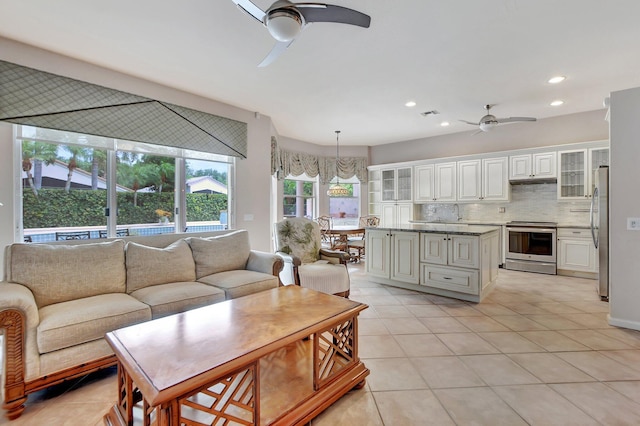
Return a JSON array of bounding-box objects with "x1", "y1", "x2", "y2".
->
[{"x1": 416, "y1": 183, "x2": 592, "y2": 226}]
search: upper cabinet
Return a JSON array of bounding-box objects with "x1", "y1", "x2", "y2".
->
[
  {"x1": 558, "y1": 147, "x2": 609, "y2": 200},
  {"x1": 414, "y1": 162, "x2": 456, "y2": 202},
  {"x1": 368, "y1": 169, "x2": 381, "y2": 216},
  {"x1": 381, "y1": 167, "x2": 412, "y2": 202},
  {"x1": 509, "y1": 152, "x2": 557, "y2": 181},
  {"x1": 457, "y1": 157, "x2": 509, "y2": 202}
]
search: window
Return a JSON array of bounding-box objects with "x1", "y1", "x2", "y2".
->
[
  {"x1": 328, "y1": 179, "x2": 361, "y2": 226},
  {"x1": 17, "y1": 125, "x2": 234, "y2": 242},
  {"x1": 283, "y1": 177, "x2": 316, "y2": 218}
]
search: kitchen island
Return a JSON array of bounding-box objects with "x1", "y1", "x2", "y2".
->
[{"x1": 366, "y1": 224, "x2": 501, "y2": 303}]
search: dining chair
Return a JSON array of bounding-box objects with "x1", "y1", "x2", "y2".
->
[
  {"x1": 315, "y1": 215, "x2": 333, "y2": 248},
  {"x1": 347, "y1": 216, "x2": 380, "y2": 262},
  {"x1": 274, "y1": 217, "x2": 351, "y2": 297},
  {"x1": 55, "y1": 230, "x2": 92, "y2": 241}
]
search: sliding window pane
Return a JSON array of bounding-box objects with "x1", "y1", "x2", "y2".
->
[{"x1": 184, "y1": 159, "x2": 229, "y2": 232}]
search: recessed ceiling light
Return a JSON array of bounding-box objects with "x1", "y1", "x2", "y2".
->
[
  {"x1": 550, "y1": 100, "x2": 564, "y2": 106},
  {"x1": 405, "y1": 101, "x2": 417, "y2": 108},
  {"x1": 548, "y1": 76, "x2": 566, "y2": 84},
  {"x1": 440, "y1": 121, "x2": 450, "y2": 127}
]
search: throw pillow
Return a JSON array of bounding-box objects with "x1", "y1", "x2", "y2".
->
[
  {"x1": 187, "y1": 230, "x2": 250, "y2": 279},
  {"x1": 125, "y1": 239, "x2": 196, "y2": 293}
]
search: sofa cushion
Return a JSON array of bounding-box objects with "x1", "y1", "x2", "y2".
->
[
  {"x1": 125, "y1": 239, "x2": 196, "y2": 293},
  {"x1": 10, "y1": 240, "x2": 126, "y2": 308},
  {"x1": 188, "y1": 230, "x2": 251, "y2": 279},
  {"x1": 37, "y1": 293, "x2": 151, "y2": 354},
  {"x1": 130, "y1": 281, "x2": 226, "y2": 318},
  {"x1": 198, "y1": 270, "x2": 279, "y2": 299}
]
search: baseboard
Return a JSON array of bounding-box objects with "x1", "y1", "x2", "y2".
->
[{"x1": 608, "y1": 314, "x2": 640, "y2": 331}]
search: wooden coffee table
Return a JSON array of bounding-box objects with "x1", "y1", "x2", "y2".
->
[{"x1": 103, "y1": 286, "x2": 369, "y2": 425}]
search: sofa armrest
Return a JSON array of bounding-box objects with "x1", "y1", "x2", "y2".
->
[
  {"x1": 0, "y1": 282, "x2": 40, "y2": 419},
  {"x1": 319, "y1": 248, "x2": 351, "y2": 265},
  {"x1": 247, "y1": 250, "x2": 285, "y2": 277}
]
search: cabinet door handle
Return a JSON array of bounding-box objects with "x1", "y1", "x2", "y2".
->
[{"x1": 443, "y1": 277, "x2": 452, "y2": 280}]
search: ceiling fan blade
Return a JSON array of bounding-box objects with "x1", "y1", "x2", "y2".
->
[
  {"x1": 459, "y1": 120, "x2": 479, "y2": 126},
  {"x1": 297, "y1": 4, "x2": 371, "y2": 28},
  {"x1": 471, "y1": 129, "x2": 484, "y2": 136},
  {"x1": 231, "y1": 0, "x2": 266, "y2": 23},
  {"x1": 258, "y1": 40, "x2": 294, "y2": 67},
  {"x1": 497, "y1": 117, "x2": 537, "y2": 123}
]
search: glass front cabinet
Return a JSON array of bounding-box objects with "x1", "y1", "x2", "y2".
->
[{"x1": 558, "y1": 147, "x2": 609, "y2": 200}]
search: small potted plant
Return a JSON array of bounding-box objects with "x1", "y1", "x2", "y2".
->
[{"x1": 155, "y1": 209, "x2": 172, "y2": 224}]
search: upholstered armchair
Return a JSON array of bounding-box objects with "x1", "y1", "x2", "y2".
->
[{"x1": 274, "y1": 217, "x2": 350, "y2": 297}]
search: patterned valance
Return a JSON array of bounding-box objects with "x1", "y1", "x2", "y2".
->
[
  {"x1": 0, "y1": 60, "x2": 247, "y2": 158},
  {"x1": 271, "y1": 137, "x2": 368, "y2": 183}
]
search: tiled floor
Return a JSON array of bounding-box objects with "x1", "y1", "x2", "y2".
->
[{"x1": 3, "y1": 263, "x2": 640, "y2": 425}]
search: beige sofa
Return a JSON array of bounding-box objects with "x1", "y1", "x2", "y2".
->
[{"x1": 0, "y1": 229, "x2": 283, "y2": 420}]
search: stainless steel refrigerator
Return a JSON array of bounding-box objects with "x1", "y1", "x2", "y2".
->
[{"x1": 590, "y1": 166, "x2": 609, "y2": 301}]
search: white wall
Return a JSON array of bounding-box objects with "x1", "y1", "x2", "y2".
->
[
  {"x1": 370, "y1": 110, "x2": 609, "y2": 165},
  {"x1": 0, "y1": 37, "x2": 274, "y2": 259},
  {"x1": 609, "y1": 86, "x2": 640, "y2": 331}
]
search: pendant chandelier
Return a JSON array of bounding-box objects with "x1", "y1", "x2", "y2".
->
[{"x1": 327, "y1": 130, "x2": 350, "y2": 197}]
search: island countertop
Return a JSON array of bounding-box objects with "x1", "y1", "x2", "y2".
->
[{"x1": 369, "y1": 223, "x2": 501, "y2": 235}]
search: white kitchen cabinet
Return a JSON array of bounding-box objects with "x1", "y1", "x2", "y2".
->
[
  {"x1": 367, "y1": 169, "x2": 381, "y2": 216},
  {"x1": 509, "y1": 152, "x2": 556, "y2": 181},
  {"x1": 366, "y1": 229, "x2": 419, "y2": 284},
  {"x1": 414, "y1": 162, "x2": 456, "y2": 202},
  {"x1": 557, "y1": 147, "x2": 609, "y2": 200},
  {"x1": 420, "y1": 233, "x2": 479, "y2": 268},
  {"x1": 457, "y1": 157, "x2": 509, "y2": 201},
  {"x1": 557, "y1": 228, "x2": 598, "y2": 275},
  {"x1": 381, "y1": 167, "x2": 412, "y2": 202},
  {"x1": 381, "y1": 203, "x2": 413, "y2": 228}
]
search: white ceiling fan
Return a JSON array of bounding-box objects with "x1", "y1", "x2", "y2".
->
[
  {"x1": 461, "y1": 104, "x2": 537, "y2": 133},
  {"x1": 231, "y1": 0, "x2": 371, "y2": 67}
]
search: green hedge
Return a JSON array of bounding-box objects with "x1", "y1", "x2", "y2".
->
[{"x1": 23, "y1": 189, "x2": 227, "y2": 228}]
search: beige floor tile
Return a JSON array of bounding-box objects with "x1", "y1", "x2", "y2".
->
[
  {"x1": 507, "y1": 302, "x2": 557, "y2": 315},
  {"x1": 381, "y1": 317, "x2": 430, "y2": 334},
  {"x1": 373, "y1": 390, "x2": 455, "y2": 426},
  {"x1": 371, "y1": 305, "x2": 413, "y2": 318},
  {"x1": 359, "y1": 335, "x2": 405, "y2": 358},
  {"x1": 405, "y1": 304, "x2": 447, "y2": 317},
  {"x1": 358, "y1": 318, "x2": 390, "y2": 336},
  {"x1": 393, "y1": 294, "x2": 434, "y2": 305},
  {"x1": 5, "y1": 402, "x2": 113, "y2": 426},
  {"x1": 492, "y1": 315, "x2": 550, "y2": 331},
  {"x1": 564, "y1": 300, "x2": 611, "y2": 313},
  {"x1": 518, "y1": 330, "x2": 591, "y2": 351},
  {"x1": 557, "y1": 329, "x2": 634, "y2": 350},
  {"x1": 524, "y1": 314, "x2": 589, "y2": 330},
  {"x1": 534, "y1": 302, "x2": 585, "y2": 314},
  {"x1": 605, "y1": 381, "x2": 640, "y2": 402},
  {"x1": 364, "y1": 358, "x2": 428, "y2": 392},
  {"x1": 350, "y1": 286, "x2": 392, "y2": 296},
  {"x1": 436, "y1": 333, "x2": 500, "y2": 355},
  {"x1": 437, "y1": 303, "x2": 482, "y2": 317},
  {"x1": 555, "y1": 351, "x2": 640, "y2": 381},
  {"x1": 394, "y1": 334, "x2": 452, "y2": 357},
  {"x1": 311, "y1": 389, "x2": 383, "y2": 426},
  {"x1": 599, "y1": 349, "x2": 640, "y2": 371},
  {"x1": 456, "y1": 315, "x2": 511, "y2": 332},
  {"x1": 434, "y1": 387, "x2": 527, "y2": 426},
  {"x1": 507, "y1": 353, "x2": 596, "y2": 383},
  {"x1": 493, "y1": 384, "x2": 599, "y2": 425},
  {"x1": 550, "y1": 382, "x2": 640, "y2": 424},
  {"x1": 365, "y1": 295, "x2": 403, "y2": 306},
  {"x1": 424, "y1": 294, "x2": 463, "y2": 304},
  {"x1": 383, "y1": 286, "x2": 420, "y2": 295},
  {"x1": 477, "y1": 332, "x2": 546, "y2": 353},
  {"x1": 472, "y1": 303, "x2": 519, "y2": 316},
  {"x1": 597, "y1": 328, "x2": 640, "y2": 349},
  {"x1": 419, "y1": 316, "x2": 469, "y2": 333},
  {"x1": 460, "y1": 354, "x2": 541, "y2": 386},
  {"x1": 561, "y1": 312, "x2": 614, "y2": 329},
  {"x1": 411, "y1": 356, "x2": 485, "y2": 388}
]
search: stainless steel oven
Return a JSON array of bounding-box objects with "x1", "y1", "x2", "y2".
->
[{"x1": 505, "y1": 221, "x2": 557, "y2": 275}]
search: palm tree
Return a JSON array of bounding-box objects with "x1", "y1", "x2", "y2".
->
[
  {"x1": 21, "y1": 141, "x2": 58, "y2": 196},
  {"x1": 63, "y1": 145, "x2": 90, "y2": 193},
  {"x1": 90, "y1": 149, "x2": 107, "y2": 190}
]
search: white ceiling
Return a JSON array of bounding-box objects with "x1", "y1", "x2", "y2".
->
[{"x1": 1, "y1": 0, "x2": 639, "y2": 146}]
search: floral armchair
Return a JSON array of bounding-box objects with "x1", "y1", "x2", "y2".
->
[{"x1": 274, "y1": 217, "x2": 350, "y2": 297}]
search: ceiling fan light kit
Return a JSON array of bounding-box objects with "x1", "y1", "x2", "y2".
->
[{"x1": 232, "y1": 0, "x2": 371, "y2": 66}]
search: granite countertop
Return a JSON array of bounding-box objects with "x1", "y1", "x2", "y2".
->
[
  {"x1": 371, "y1": 223, "x2": 501, "y2": 235},
  {"x1": 410, "y1": 220, "x2": 592, "y2": 229}
]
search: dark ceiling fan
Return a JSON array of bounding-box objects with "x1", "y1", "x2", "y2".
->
[
  {"x1": 461, "y1": 104, "x2": 537, "y2": 133},
  {"x1": 231, "y1": 0, "x2": 371, "y2": 67}
]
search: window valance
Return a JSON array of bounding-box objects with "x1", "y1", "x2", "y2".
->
[
  {"x1": 271, "y1": 137, "x2": 368, "y2": 183},
  {"x1": 0, "y1": 60, "x2": 247, "y2": 158}
]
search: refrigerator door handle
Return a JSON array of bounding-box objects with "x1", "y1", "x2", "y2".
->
[{"x1": 590, "y1": 186, "x2": 599, "y2": 249}]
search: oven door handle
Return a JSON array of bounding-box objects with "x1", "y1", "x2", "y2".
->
[{"x1": 506, "y1": 227, "x2": 557, "y2": 233}]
